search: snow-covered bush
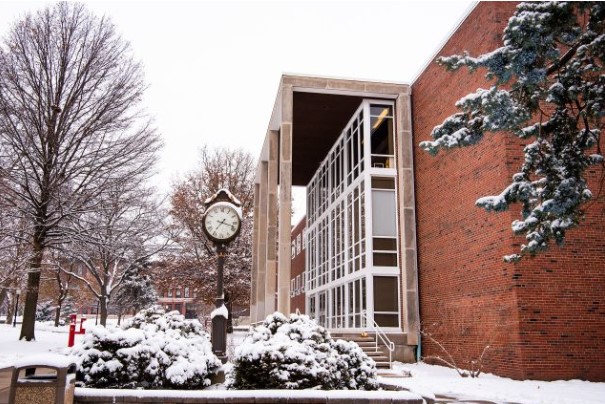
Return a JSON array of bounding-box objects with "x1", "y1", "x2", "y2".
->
[
  {"x1": 70, "y1": 305, "x2": 221, "y2": 389},
  {"x1": 227, "y1": 312, "x2": 378, "y2": 390}
]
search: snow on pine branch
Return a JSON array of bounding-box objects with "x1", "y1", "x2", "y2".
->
[
  {"x1": 420, "y1": 87, "x2": 531, "y2": 155},
  {"x1": 421, "y1": 1, "x2": 605, "y2": 260}
]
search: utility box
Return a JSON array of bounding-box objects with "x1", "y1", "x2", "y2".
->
[{"x1": 9, "y1": 354, "x2": 76, "y2": 404}]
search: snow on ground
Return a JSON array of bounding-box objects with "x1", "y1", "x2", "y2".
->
[
  {"x1": 380, "y1": 362, "x2": 605, "y2": 404},
  {"x1": 0, "y1": 323, "x2": 74, "y2": 368},
  {"x1": 1, "y1": 323, "x2": 604, "y2": 404},
  {"x1": 0, "y1": 322, "x2": 245, "y2": 370}
]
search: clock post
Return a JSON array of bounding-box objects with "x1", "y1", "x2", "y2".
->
[
  {"x1": 202, "y1": 189, "x2": 242, "y2": 363},
  {"x1": 213, "y1": 243, "x2": 227, "y2": 360}
]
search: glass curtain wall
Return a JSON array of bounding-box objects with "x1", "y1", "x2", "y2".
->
[{"x1": 306, "y1": 100, "x2": 401, "y2": 331}]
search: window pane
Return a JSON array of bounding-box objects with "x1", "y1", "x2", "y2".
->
[
  {"x1": 373, "y1": 252, "x2": 397, "y2": 266},
  {"x1": 374, "y1": 314, "x2": 399, "y2": 327},
  {"x1": 371, "y1": 177, "x2": 395, "y2": 189},
  {"x1": 372, "y1": 190, "x2": 396, "y2": 237},
  {"x1": 373, "y1": 237, "x2": 397, "y2": 251},
  {"x1": 370, "y1": 105, "x2": 393, "y2": 117},
  {"x1": 371, "y1": 117, "x2": 394, "y2": 156},
  {"x1": 373, "y1": 276, "x2": 398, "y2": 312}
]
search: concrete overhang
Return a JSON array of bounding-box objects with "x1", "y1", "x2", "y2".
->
[{"x1": 257, "y1": 74, "x2": 410, "y2": 186}]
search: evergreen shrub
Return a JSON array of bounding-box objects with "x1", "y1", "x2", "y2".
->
[
  {"x1": 70, "y1": 305, "x2": 221, "y2": 389},
  {"x1": 227, "y1": 312, "x2": 379, "y2": 390}
]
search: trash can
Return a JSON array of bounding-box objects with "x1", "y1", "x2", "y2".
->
[{"x1": 8, "y1": 354, "x2": 76, "y2": 404}]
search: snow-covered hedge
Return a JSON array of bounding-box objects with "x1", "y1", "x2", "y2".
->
[
  {"x1": 70, "y1": 306, "x2": 221, "y2": 389},
  {"x1": 227, "y1": 312, "x2": 378, "y2": 390}
]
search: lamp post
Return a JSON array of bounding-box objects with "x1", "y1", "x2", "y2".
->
[{"x1": 13, "y1": 290, "x2": 20, "y2": 328}]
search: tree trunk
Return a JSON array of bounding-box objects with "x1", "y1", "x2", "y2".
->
[
  {"x1": 54, "y1": 271, "x2": 66, "y2": 327},
  {"x1": 0, "y1": 287, "x2": 8, "y2": 314},
  {"x1": 20, "y1": 245, "x2": 43, "y2": 340},
  {"x1": 54, "y1": 304, "x2": 62, "y2": 327},
  {"x1": 6, "y1": 294, "x2": 14, "y2": 326},
  {"x1": 117, "y1": 307, "x2": 122, "y2": 326},
  {"x1": 100, "y1": 295, "x2": 108, "y2": 326}
]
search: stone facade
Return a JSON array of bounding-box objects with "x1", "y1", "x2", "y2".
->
[{"x1": 252, "y1": 75, "x2": 416, "y2": 346}]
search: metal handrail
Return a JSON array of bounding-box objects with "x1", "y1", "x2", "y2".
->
[{"x1": 362, "y1": 310, "x2": 395, "y2": 369}]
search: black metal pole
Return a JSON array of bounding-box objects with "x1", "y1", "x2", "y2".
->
[
  {"x1": 13, "y1": 293, "x2": 20, "y2": 328},
  {"x1": 212, "y1": 243, "x2": 228, "y2": 362},
  {"x1": 217, "y1": 244, "x2": 225, "y2": 305}
]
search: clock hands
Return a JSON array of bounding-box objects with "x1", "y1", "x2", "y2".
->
[
  {"x1": 216, "y1": 218, "x2": 235, "y2": 228},
  {"x1": 204, "y1": 202, "x2": 240, "y2": 242}
]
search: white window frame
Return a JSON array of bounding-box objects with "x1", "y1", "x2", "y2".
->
[{"x1": 305, "y1": 99, "x2": 401, "y2": 332}]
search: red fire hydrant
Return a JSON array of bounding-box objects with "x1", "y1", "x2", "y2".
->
[{"x1": 67, "y1": 314, "x2": 87, "y2": 347}]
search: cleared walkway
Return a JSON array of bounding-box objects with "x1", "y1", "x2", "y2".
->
[{"x1": 0, "y1": 367, "x2": 10, "y2": 404}]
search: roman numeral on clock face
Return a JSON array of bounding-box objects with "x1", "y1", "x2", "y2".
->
[{"x1": 204, "y1": 203, "x2": 240, "y2": 241}]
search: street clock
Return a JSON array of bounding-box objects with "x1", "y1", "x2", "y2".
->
[
  {"x1": 201, "y1": 188, "x2": 242, "y2": 362},
  {"x1": 202, "y1": 190, "x2": 242, "y2": 244}
]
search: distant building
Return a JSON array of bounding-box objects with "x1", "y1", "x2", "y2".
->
[
  {"x1": 157, "y1": 285, "x2": 202, "y2": 319},
  {"x1": 290, "y1": 218, "x2": 306, "y2": 314}
]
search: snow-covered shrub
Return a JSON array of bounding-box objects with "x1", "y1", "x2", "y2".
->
[
  {"x1": 227, "y1": 312, "x2": 378, "y2": 390},
  {"x1": 70, "y1": 305, "x2": 221, "y2": 389}
]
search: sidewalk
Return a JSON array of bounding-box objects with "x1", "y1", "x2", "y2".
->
[{"x1": 0, "y1": 367, "x2": 11, "y2": 404}]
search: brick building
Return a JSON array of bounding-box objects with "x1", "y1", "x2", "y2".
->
[
  {"x1": 413, "y1": 2, "x2": 605, "y2": 381},
  {"x1": 290, "y1": 218, "x2": 306, "y2": 314},
  {"x1": 252, "y1": 1, "x2": 605, "y2": 381},
  {"x1": 157, "y1": 285, "x2": 202, "y2": 319}
]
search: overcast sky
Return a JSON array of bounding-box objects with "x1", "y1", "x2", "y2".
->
[{"x1": 0, "y1": 0, "x2": 474, "y2": 216}]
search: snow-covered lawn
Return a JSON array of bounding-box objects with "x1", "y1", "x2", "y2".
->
[
  {"x1": 1, "y1": 322, "x2": 604, "y2": 404},
  {"x1": 0, "y1": 322, "x2": 72, "y2": 368},
  {"x1": 381, "y1": 362, "x2": 605, "y2": 404}
]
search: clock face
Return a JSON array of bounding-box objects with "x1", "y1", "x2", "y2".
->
[{"x1": 204, "y1": 204, "x2": 241, "y2": 241}]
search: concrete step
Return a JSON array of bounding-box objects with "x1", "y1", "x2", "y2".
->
[
  {"x1": 365, "y1": 350, "x2": 387, "y2": 356},
  {"x1": 355, "y1": 341, "x2": 379, "y2": 347},
  {"x1": 365, "y1": 352, "x2": 389, "y2": 360},
  {"x1": 357, "y1": 344, "x2": 387, "y2": 352},
  {"x1": 332, "y1": 333, "x2": 375, "y2": 340},
  {"x1": 344, "y1": 339, "x2": 378, "y2": 346},
  {"x1": 331, "y1": 333, "x2": 391, "y2": 369}
]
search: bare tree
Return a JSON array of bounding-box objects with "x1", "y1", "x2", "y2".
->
[
  {"x1": 57, "y1": 180, "x2": 167, "y2": 326},
  {"x1": 0, "y1": 3, "x2": 161, "y2": 339},
  {"x1": 0, "y1": 208, "x2": 30, "y2": 318},
  {"x1": 160, "y1": 146, "x2": 254, "y2": 312},
  {"x1": 38, "y1": 252, "x2": 79, "y2": 327}
]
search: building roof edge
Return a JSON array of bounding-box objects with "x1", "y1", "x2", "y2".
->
[{"x1": 410, "y1": 1, "x2": 478, "y2": 86}]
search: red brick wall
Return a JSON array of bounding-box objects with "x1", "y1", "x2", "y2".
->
[
  {"x1": 291, "y1": 218, "x2": 306, "y2": 314},
  {"x1": 412, "y1": 1, "x2": 605, "y2": 381}
]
